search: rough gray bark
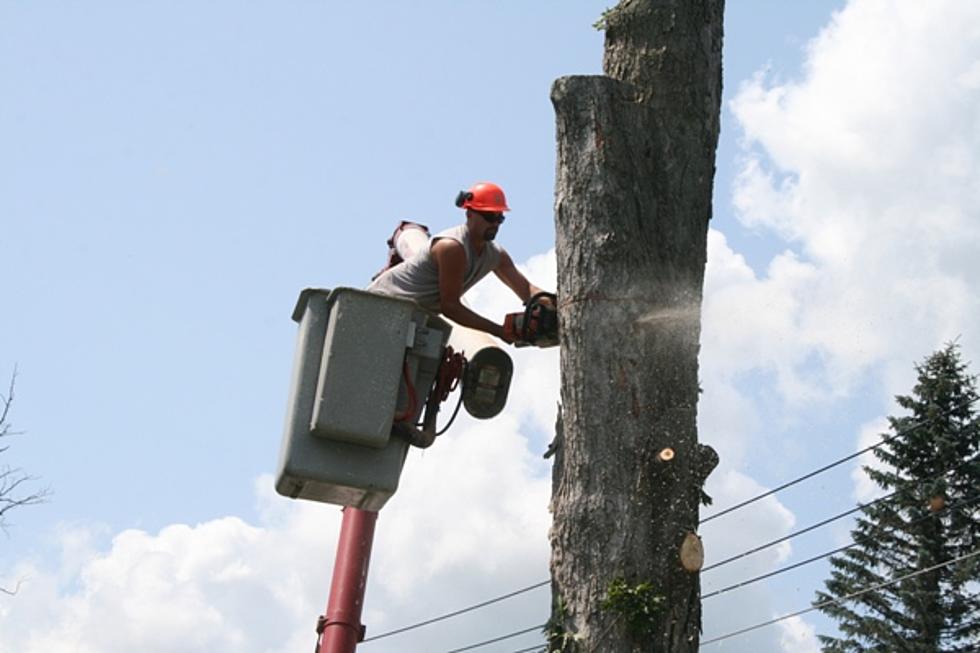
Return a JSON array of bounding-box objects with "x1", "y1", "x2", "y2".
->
[{"x1": 549, "y1": 1, "x2": 723, "y2": 651}]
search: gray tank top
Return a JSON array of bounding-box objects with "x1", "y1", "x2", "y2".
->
[{"x1": 367, "y1": 223, "x2": 502, "y2": 312}]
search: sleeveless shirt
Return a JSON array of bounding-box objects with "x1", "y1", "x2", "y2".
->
[{"x1": 367, "y1": 223, "x2": 502, "y2": 312}]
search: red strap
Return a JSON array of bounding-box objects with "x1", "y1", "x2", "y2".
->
[
  {"x1": 433, "y1": 347, "x2": 466, "y2": 403},
  {"x1": 393, "y1": 361, "x2": 418, "y2": 422}
]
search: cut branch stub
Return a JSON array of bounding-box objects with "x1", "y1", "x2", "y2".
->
[{"x1": 679, "y1": 532, "x2": 704, "y2": 572}]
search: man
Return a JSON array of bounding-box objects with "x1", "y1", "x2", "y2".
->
[{"x1": 368, "y1": 181, "x2": 550, "y2": 344}]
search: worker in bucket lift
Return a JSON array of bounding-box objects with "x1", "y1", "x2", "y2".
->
[{"x1": 368, "y1": 182, "x2": 551, "y2": 344}]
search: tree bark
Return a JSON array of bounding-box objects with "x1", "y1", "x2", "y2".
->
[{"x1": 549, "y1": 1, "x2": 723, "y2": 651}]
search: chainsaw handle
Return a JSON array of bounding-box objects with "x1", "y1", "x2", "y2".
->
[
  {"x1": 502, "y1": 314, "x2": 519, "y2": 344},
  {"x1": 524, "y1": 291, "x2": 557, "y2": 307},
  {"x1": 522, "y1": 292, "x2": 557, "y2": 330},
  {"x1": 517, "y1": 292, "x2": 558, "y2": 345}
]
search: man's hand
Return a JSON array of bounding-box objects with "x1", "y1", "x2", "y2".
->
[{"x1": 500, "y1": 318, "x2": 517, "y2": 344}]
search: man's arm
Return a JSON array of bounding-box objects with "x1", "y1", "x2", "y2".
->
[
  {"x1": 493, "y1": 249, "x2": 547, "y2": 304},
  {"x1": 431, "y1": 239, "x2": 511, "y2": 341}
]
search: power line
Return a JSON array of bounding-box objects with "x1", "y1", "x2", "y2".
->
[
  {"x1": 362, "y1": 438, "x2": 969, "y2": 644},
  {"x1": 699, "y1": 547, "x2": 980, "y2": 647},
  {"x1": 361, "y1": 580, "x2": 549, "y2": 643},
  {"x1": 470, "y1": 459, "x2": 976, "y2": 646},
  {"x1": 704, "y1": 397, "x2": 979, "y2": 524},
  {"x1": 504, "y1": 543, "x2": 980, "y2": 649},
  {"x1": 703, "y1": 450, "x2": 980, "y2": 572},
  {"x1": 444, "y1": 624, "x2": 545, "y2": 653},
  {"x1": 362, "y1": 399, "x2": 978, "y2": 646},
  {"x1": 363, "y1": 453, "x2": 898, "y2": 644},
  {"x1": 507, "y1": 644, "x2": 548, "y2": 653},
  {"x1": 702, "y1": 490, "x2": 896, "y2": 572},
  {"x1": 364, "y1": 451, "x2": 975, "y2": 645},
  {"x1": 502, "y1": 545, "x2": 980, "y2": 652},
  {"x1": 701, "y1": 491, "x2": 980, "y2": 601},
  {"x1": 699, "y1": 408, "x2": 952, "y2": 524},
  {"x1": 702, "y1": 541, "x2": 856, "y2": 601}
]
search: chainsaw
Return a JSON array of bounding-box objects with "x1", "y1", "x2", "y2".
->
[{"x1": 503, "y1": 292, "x2": 559, "y2": 348}]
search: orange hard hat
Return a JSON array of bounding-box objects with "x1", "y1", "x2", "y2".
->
[{"x1": 455, "y1": 182, "x2": 510, "y2": 212}]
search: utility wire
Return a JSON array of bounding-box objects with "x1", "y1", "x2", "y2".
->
[
  {"x1": 698, "y1": 404, "x2": 963, "y2": 524},
  {"x1": 702, "y1": 541, "x2": 857, "y2": 601},
  {"x1": 365, "y1": 465, "x2": 899, "y2": 644},
  {"x1": 702, "y1": 490, "x2": 896, "y2": 572},
  {"x1": 444, "y1": 624, "x2": 546, "y2": 653},
  {"x1": 465, "y1": 456, "x2": 978, "y2": 648},
  {"x1": 701, "y1": 490, "x2": 980, "y2": 600},
  {"x1": 704, "y1": 397, "x2": 979, "y2": 524},
  {"x1": 571, "y1": 455, "x2": 980, "y2": 649},
  {"x1": 699, "y1": 547, "x2": 980, "y2": 647},
  {"x1": 364, "y1": 399, "x2": 978, "y2": 646},
  {"x1": 504, "y1": 544, "x2": 980, "y2": 652},
  {"x1": 703, "y1": 450, "x2": 980, "y2": 572},
  {"x1": 504, "y1": 546, "x2": 980, "y2": 651},
  {"x1": 361, "y1": 581, "x2": 550, "y2": 644}
]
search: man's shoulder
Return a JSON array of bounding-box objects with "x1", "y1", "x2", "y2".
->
[
  {"x1": 431, "y1": 236, "x2": 466, "y2": 250},
  {"x1": 430, "y1": 236, "x2": 466, "y2": 260},
  {"x1": 433, "y1": 223, "x2": 467, "y2": 240}
]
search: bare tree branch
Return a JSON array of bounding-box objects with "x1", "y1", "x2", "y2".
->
[
  {"x1": 0, "y1": 469, "x2": 49, "y2": 520},
  {"x1": 0, "y1": 368, "x2": 48, "y2": 596},
  {"x1": 0, "y1": 579, "x2": 24, "y2": 596},
  {"x1": 0, "y1": 367, "x2": 23, "y2": 454},
  {"x1": 0, "y1": 366, "x2": 17, "y2": 432}
]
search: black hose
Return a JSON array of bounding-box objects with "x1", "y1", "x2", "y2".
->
[{"x1": 435, "y1": 361, "x2": 469, "y2": 436}]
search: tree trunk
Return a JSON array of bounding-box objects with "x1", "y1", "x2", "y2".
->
[{"x1": 548, "y1": 2, "x2": 723, "y2": 651}]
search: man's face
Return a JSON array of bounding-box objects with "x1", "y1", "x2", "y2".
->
[{"x1": 474, "y1": 210, "x2": 505, "y2": 241}]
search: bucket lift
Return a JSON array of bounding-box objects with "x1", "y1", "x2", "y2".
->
[
  {"x1": 275, "y1": 287, "x2": 517, "y2": 510},
  {"x1": 276, "y1": 288, "x2": 513, "y2": 511},
  {"x1": 273, "y1": 285, "x2": 556, "y2": 652}
]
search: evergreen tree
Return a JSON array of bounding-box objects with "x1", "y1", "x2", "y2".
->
[{"x1": 816, "y1": 343, "x2": 980, "y2": 652}]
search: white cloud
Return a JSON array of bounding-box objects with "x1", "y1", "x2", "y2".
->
[
  {"x1": 2, "y1": 439, "x2": 797, "y2": 653},
  {"x1": 0, "y1": 240, "x2": 806, "y2": 652},
  {"x1": 15, "y1": 2, "x2": 979, "y2": 649},
  {"x1": 726, "y1": 0, "x2": 980, "y2": 408},
  {"x1": 698, "y1": 2, "x2": 980, "y2": 560},
  {"x1": 778, "y1": 614, "x2": 821, "y2": 653},
  {"x1": 698, "y1": 2, "x2": 980, "y2": 646},
  {"x1": 699, "y1": 469, "x2": 799, "y2": 650},
  {"x1": 464, "y1": 247, "x2": 560, "y2": 440},
  {"x1": 375, "y1": 415, "x2": 551, "y2": 602},
  {"x1": 702, "y1": 229, "x2": 826, "y2": 406},
  {"x1": 850, "y1": 416, "x2": 892, "y2": 503},
  {"x1": 0, "y1": 415, "x2": 552, "y2": 653},
  {"x1": 1, "y1": 515, "x2": 322, "y2": 653},
  {"x1": 0, "y1": 273, "x2": 556, "y2": 653}
]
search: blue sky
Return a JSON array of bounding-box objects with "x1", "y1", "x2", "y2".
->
[{"x1": 4, "y1": 2, "x2": 979, "y2": 651}]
